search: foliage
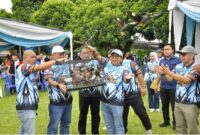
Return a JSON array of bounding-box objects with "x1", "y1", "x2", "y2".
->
[
  {"x1": 12, "y1": 0, "x2": 45, "y2": 22},
  {"x1": 30, "y1": 0, "x2": 130, "y2": 55},
  {"x1": 1, "y1": 0, "x2": 170, "y2": 55},
  {"x1": 30, "y1": 0, "x2": 76, "y2": 29},
  {"x1": 71, "y1": 0, "x2": 129, "y2": 55},
  {"x1": 0, "y1": 10, "x2": 12, "y2": 18},
  {"x1": 132, "y1": 49, "x2": 151, "y2": 63},
  {"x1": 130, "y1": 0, "x2": 169, "y2": 43}
]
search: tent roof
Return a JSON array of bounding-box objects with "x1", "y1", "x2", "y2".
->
[
  {"x1": 0, "y1": 19, "x2": 72, "y2": 51},
  {"x1": 168, "y1": 0, "x2": 200, "y2": 62},
  {"x1": 168, "y1": 0, "x2": 200, "y2": 22}
]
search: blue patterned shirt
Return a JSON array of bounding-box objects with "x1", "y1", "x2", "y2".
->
[
  {"x1": 146, "y1": 60, "x2": 159, "y2": 81},
  {"x1": 122, "y1": 59, "x2": 141, "y2": 95},
  {"x1": 45, "y1": 63, "x2": 72, "y2": 105},
  {"x1": 100, "y1": 57, "x2": 129, "y2": 105},
  {"x1": 175, "y1": 63, "x2": 197, "y2": 104},
  {"x1": 16, "y1": 64, "x2": 39, "y2": 110}
]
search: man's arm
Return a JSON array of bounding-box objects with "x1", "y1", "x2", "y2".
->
[
  {"x1": 86, "y1": 45, "x2": 102, "y2": 61},
  {"x1": 33, "y1": 58, "x2": 67, "y2": 72},
  {"x1": 193, "y1": 64, "x2": 200, "y2": 75},
  {"x1": 154, "y1": 74, "x2": 161, "y2": 92},
  {"x1": 131, "y1": 62, "x2": 146, "y2": 96},
  {"x1": 161, "y1": 65, "x2": 192, "y2": 84},
  {"x1": 137, "y1": 73, "x2": 146, "y2": 96},
  {"x1": 47, "y1": 77, "x2": 67, "y2": 94}
]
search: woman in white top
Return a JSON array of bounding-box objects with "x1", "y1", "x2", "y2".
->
[{"x1": 145, "y1": 52, "x2": 160, "y2": 112}]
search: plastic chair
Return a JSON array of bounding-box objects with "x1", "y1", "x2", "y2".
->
[
  {"x1": 2, "y1": 73, "x2": 16, "y2": 96},
  {"x1": 37, "y1": 81, "x2": 47, "y2": 92}
]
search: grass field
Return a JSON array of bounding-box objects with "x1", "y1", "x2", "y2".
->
[{"x1": 0, "y1": 78, "x2": 178, "y2": 134}]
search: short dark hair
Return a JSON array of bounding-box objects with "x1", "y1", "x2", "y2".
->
[{"x1": 163, "y1": 43, "x2": 175, "y2": 50}]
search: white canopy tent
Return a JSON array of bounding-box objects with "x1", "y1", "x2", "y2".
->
[
  {"x1": 0, "y1": 19, "x2": 73, "y2": 59},
  {"x1": 168, "y1": 0, "x2": 200, "y2": 62}
]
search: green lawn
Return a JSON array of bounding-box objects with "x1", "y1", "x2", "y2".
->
[{"x1": 0, "y1": 79, "x2": 177, "y2": 134}]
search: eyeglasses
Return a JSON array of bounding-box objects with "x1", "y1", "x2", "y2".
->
[
  {"x1": 179, "y1": 53, "x2": 187, "y2": 57},
  {"x1": 31, "y1": 56, "x2": 36, "y2": 59}
]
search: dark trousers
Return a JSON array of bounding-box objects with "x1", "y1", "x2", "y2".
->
[
  {"x1": 160, "y1": 88, "x2": 176, "y2": 125},
  {"x1": 147, "y1": 80, "x2": 160, "y2": 109},
  {"x1": 10, "y1": 75, "x2": 16, "y2": 94},
  {"x1": 123, "y1": 93, "x2": 152, "y2": 133},
  {"x1": 78, "y1": 94, "x2": 100, "y2": 134}
]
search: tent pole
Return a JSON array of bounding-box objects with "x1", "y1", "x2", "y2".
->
[
  {"x1": 69, "y1": 32, "x2": 73, "y2": 60},
  {"x1": 168, "y1": 11, "x2": 172, "y2": 44}
]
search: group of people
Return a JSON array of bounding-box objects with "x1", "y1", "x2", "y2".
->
[
  {"x1": 144, "y1": 44, "x2": 180, "y2": 131},
  {"x1": 144, "y1": 44, "x2": 200, "y2": 134},
  {"x1": 13, "y1": 43, "x2": 200, "y2": 134},
  {"x1": 157, "y1": 45, "x2": 200, "y2": 134}
]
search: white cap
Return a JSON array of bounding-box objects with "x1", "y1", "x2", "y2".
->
[
  {"x1": 52, "y1": 46, "x2": 65, "y2": 54},
  {"x1": 110, "y1": 49, "x2": 123, "y2": 57}
]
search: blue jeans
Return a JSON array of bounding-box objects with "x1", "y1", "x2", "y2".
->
[
  {"x1": 47, "y1": 103, "x2": 72, "y2": 134},
  {"x1": 102, "y1": 102, "x2": 124, "y2": 134},
  {"x1": 147, "y1": 80, "x2": 160, "y2": 109},
  {"x1": 17, "y1": 110, "x2": 36, "y2": 135}
]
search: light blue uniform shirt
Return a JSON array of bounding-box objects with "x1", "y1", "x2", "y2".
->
[
  {"x1": 100, "y1": 58, "x2": 129, "y2": 105},
  {"x1": 122, "y1": 59, "x2": 140, "y2": 94},
  {"x1": 175, "y1": 63, "x2": 197, "y2": 104},
  {"x1": 146, "y1": 60, "x2": 159, "y2": 81},
  {"x1": 16, "y1": 64, "x2": 39, "y2": 110},
  {"x1": 45, "y1": 63, "x2": 72, "y2": 104}
]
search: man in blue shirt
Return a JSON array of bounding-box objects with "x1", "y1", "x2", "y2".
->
[
  {"x1": 16, "y1": 50, "x2": 66, "y2": 134},
  {"x1": 87, "y1": 46, "x2": 132, "y2": 134},
  {"x1": 75, "y1": 46, "x2": 101, "y2": 134},
  {"x1": 160, "y1": 46, "x2": 199, "y2": 134},
  {"x1": 45, "y1": 46, "x2": 73, "y2": 134},
  {"x1": 122, "y1": 59, "x2": 152, "y2": 134},
  {"x1": 156, "y1": 44, "x2": 181, "y2": 130}
]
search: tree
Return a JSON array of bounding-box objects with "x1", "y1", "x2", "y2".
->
[
  {"x1": 13, "y1": 0, "x2": 170, "y2": 55},
  {"x1": 12, "y1": 0, "x2": 45, "y2": 22},
  {"x1": 129, "y1": 0, "x2": 169, "y2": 43},
  {"x1": 0, "y1": 9, "x2": 12, "y2": 18},
  {"x1": 70, "y1": 0, "x2": 129, "y2": 54},
  {"x1": 30, "y1": 0, "x2": 130, "y2": 55}
]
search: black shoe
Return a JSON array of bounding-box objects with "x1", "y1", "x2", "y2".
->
[{"x1": 159, "y1": 122, "x2": 170, "y2": 127}]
